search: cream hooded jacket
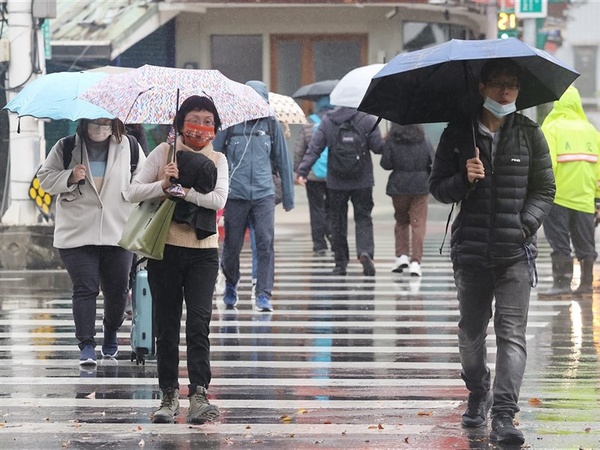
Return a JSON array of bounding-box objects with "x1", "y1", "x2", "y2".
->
[{"x1": 38, "y1": 134, "x2": 146, "y2": 249}]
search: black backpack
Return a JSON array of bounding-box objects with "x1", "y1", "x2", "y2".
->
[
  {"x1": 328, "y1": 116, "x2": 367, "y2": 180},
  {"x1": 61, "y1": 133, "x2": 139, "y2": 176}
]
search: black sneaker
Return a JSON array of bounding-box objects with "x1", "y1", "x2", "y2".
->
[
  {"x1": 461, "y1": 390, "x2": 492, "y2": 428},
  {"x1": 331, "y1": 265, "x2": 347, "y2": 276},
  {"x1": 359, "y1": 253, "x2": 376, "y2": 276},
  {"x1": 490, "y1": 412, "x2": 524, "y2": 445}
]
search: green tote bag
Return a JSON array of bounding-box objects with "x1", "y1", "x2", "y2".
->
[{"x1": 119, "y1": 198, "x2": 176, "y2": 260}]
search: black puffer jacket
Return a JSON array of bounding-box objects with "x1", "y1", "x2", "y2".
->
[{"x1": 429, "y1": 113, "x2": 555, "y2": 268}]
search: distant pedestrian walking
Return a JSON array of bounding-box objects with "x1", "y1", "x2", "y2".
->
[
  {"x1": 297, "y1": 106, "x2": 383, "y2": 276},
  {"x1": 540, "y1": 85, "x2": 600, "y2": 297},
  {"x1": 212, "y1": 80, "x2": 295, "y2": 313},
  {"x1": 381, "y1": 123, "x2": 434, "y2": 276},
  {"x1": 293, "y1": 95, "x2": 334, "y2": 255}
]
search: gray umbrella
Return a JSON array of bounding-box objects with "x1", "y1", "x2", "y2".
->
[{"x1": 292, "y1": 79, "x2": 339, "y2": 101}]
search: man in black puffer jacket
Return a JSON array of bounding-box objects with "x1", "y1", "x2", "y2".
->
[{"x1": 429, "y1": 59, "x2": 555, "y2": 445}]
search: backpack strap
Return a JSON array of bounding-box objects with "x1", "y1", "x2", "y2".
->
[
  {"x1": 126, "y1": 134, "x2": 140, "y2": 175},
  {"x1": 61, "y1": 134, "x2": 77, "y2": 169},
  {"x1": 62, "y1": 133, "x2": 139, "y2": 178}
]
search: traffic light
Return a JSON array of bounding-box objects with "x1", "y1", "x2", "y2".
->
[{"x1": 498, "y1": 10, "x2": 518, "y2": 39}]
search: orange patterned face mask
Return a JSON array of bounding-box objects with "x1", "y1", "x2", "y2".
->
[{"x1": 182, "y1": 122, "x2": 215, "y2": 148}]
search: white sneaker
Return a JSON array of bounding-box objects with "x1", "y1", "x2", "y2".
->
[
  {"x1": 409, "y1": 261, "x2": 422, "y2": 277},
  {"x1": 215, "y1": 268, "x2": 225, "y2": 295},
  {"x1": 392, "y1": 255, "x2": 410, "y2": 273}
]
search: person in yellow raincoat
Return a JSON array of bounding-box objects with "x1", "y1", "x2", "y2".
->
[{"x1": 540, "y1": 85, "x2": 600, "y2": 296}]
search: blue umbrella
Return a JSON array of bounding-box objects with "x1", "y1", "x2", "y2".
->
[
  {"x1": 358, "y1": 37, "x2": 579, "y2": 125},
  {"x1": 3, "y1": 71, "x2": 115, "y2": 121}
]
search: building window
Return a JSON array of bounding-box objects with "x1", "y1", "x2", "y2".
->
[
  {"x1": 271, "y1": 34, "x2": 367, "y2": 97},
  {"x1": 211, "y1": 35, "x2": 263, "y2": 83}
]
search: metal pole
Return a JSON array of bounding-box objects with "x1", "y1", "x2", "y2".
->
[
  {"x1": 3, "y1": 0, "x2": 45, "y2": 225},
  {"x1": 521, "y1": 18, "x2": 538, "y2": 122}
]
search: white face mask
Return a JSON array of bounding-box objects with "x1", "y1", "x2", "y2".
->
[
  {"x1": 483, "y1": 97, "x2": 516, "y2": 119},
  {"x1": 87, "y1": 123, "x2": 112, "y2": 142}
]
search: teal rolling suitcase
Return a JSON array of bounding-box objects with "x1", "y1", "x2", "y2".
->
[{"x1": 130, "y1": 266, "x2": 155, "y2": 365}]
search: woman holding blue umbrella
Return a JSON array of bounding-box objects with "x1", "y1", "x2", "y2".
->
[
  {"x1": 429, "y1": 58, "x2": 556, "y2": 445},
  {"x1": 38, "y1": 118, "x2": 146, "y2": 367}
]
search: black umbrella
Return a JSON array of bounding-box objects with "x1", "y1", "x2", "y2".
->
[
  {"x1": 292, "y1": 79, "x2": 339, "y2": 101},
  {"x1": 358, "y1": 37, "x2": 579, "y2": 126}
]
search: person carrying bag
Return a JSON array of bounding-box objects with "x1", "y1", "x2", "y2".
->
[{"x1": 126, "y1": 95, "x2": 228, "y2": 425}]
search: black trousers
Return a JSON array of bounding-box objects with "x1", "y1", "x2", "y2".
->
[
  {"x1": 328, "y1": 187, "x2": 375, "y2": 267},
  {"x1": 305, "y1": 180, "x2": 332, "y2": 252},
  {"x1": 147, "y1": 244, "x2": 218, "y2": 392}
]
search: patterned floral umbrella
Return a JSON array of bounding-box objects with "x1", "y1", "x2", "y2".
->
[
  {"x1": 80, "y1": 65, "x2": 271, "y2": 128},
  {"x1": 268, "y1": 92, "x2": 307, "y2": 125}
]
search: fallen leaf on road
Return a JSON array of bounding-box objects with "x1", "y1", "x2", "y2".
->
[
  {"x1": 280, "y1": 415, "x2": 292, "y2": 422},
  {"x1": 528, "y1": 397, "x2": 543, "y2": 406},
  {"x1": 138, "y1": 439, "x2": 145, "y2": 447},
  {"x1": 417, "y1": 411, "x2": 432, "y2": 416}
]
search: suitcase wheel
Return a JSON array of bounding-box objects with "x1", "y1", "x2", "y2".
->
[{"x1": 131, "y1": 349, "x2": 147, "y2": 365}]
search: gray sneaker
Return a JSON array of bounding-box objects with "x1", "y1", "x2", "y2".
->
[
  {"x1": 151, "y1": 387, "x2": 180, "y2": 423},
  {"x1": 187, "y1": 386, "x2": 220, "y2": 424}
]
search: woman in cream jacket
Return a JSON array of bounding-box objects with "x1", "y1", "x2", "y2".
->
[
  {"x1": 127, "y1": 95, "x2": 228, "y2": 425},
  {"x1": 38, "y1": 118, "x2": 146, "y2": 366}
]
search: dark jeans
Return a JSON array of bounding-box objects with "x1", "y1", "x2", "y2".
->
[
  {"x1": 453, "y1": 261, "x2": 531, "y2": 416},
  {"x1": 147, "y1": 245, "x2": 218, "y2": 392},
  {"x1": 543, "y1": 203, "x2": 597, "y2": 260},
  {"x1": 222, "y1": 196, "x2": 275, "y2": 298},
  {"x1": 59, "y1": 245, "x2": 133, "y2": 350},
  {"x1": 305, "y1": 180, "x2": 331, "y2": 252},
  {"x1": 328, "y1": 187, "x2": 375, "y2": 268}
]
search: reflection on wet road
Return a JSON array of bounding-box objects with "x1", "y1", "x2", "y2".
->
[{"x1": 1, "y1": 206, "x2": 599, "y2": 449}]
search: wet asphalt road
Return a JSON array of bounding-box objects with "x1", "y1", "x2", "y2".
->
[{"x1": 1, "y1": 200, "x2": 600, "y2": 450}]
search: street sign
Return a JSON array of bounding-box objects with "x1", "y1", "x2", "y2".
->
[{"x1": 514, "y1": 0, "x2": 547, "y2": 18}]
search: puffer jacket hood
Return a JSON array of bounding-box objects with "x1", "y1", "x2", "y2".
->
[{"x1": 246, "y1": 80, "x2": 269, "y2": 103}]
